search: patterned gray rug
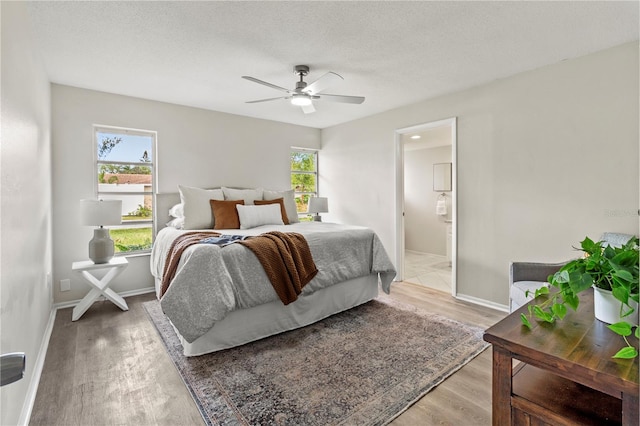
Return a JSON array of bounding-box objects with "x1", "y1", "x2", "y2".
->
[{"x1": 143, "y1": 295, "x2": 488, "y2": 426}]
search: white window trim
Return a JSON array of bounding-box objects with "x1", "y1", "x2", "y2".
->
[
  {"x1": 291, "y1": 148, "x2": 318, "y2": 218},
  {"x1": 94, "y1": 125, "x2": 158, "y2": 255}
]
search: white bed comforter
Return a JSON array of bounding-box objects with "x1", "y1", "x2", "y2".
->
[{"x1": 150, "y1": 222, "x2": 396, "y2": 342}]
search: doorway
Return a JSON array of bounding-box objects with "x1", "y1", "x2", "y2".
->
[{"x1": 394, "y1": 118, "x2": 457, "y2": 296}]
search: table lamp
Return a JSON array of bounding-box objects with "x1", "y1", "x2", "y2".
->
[
  {"x1": 307, "y1": 197, "x2": 328, "y2": 222},
  {"x1": 80, "y1": 199, "x2": 122, "y2": 264}
]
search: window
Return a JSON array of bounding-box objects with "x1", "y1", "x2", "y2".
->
[
  {"x1": 94, "y1": 126, "x2": 156, "y2": 254},
  {"x1": 290, "y1": 148, "x2": 318, "y2": 221}
]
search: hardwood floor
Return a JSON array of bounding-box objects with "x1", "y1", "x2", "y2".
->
[{"x1": 30, "y1": 282, "x2": 506, "y2": 425}]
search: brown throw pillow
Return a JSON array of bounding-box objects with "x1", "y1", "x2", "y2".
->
[
  {"x1": 210, "y1": 199, "x2": 244, "y2": 229},
  {"x1": 255, "y1": 198, "x2": 289, "y2": 225}
]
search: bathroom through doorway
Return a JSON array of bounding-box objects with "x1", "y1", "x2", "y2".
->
[{"x1": 395, "y1": 118, "x2": 456, "y2": 295}]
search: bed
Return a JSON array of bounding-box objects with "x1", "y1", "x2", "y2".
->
[{"x1": 150, "y1": 188, "x2": 396, "y2": 356}]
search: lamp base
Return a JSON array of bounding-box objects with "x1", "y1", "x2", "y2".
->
[
  {"x1": 89, "y1": 227, "x2": 115, "y2": 264},
  {"x1": 313, "y1": 215, "x2": 322, "y2": 222}
]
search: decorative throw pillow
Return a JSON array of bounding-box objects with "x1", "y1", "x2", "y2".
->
[
  {"x1": 263, "y1": 189, "x2": 299, "y2": 223},
  {"x1": 168, "y1": 203, "x2": 184, "y2": 218},
  {"x1": 221, "y1": 187, "x2": 264, "y2": 205},
  {"x1": 236, "y1": 204, "x2": 284, "y2": 229},
  {"x1": 210, "y1": 199, "x2": 244, "y2": 230},
  {"x1": 166, "y1": 217, "x2": 184, "y2": 229},
  {"x1": 178, "y1": 185, "x2": 224, "y2": 229},
  {"x1": 255, "y1": 198, "x2": 289, "y2": 225}
]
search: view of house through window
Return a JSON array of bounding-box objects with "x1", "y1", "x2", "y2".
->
[
  {"x1": 291, "y1": 148, "x2": 318, "y2": 221},
  {"x1": 95, "y1": 126, "x2": 156, "y2": 254}
]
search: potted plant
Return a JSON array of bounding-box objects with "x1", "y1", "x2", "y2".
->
[{"x1": 521, "y1": 235, "x2": 639, "y2": 359}]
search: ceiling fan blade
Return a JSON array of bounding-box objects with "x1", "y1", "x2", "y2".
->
[
  {"x1": 301, "y1": 103, "x2": 316, "y2": 114},
  {"x1": 316, "y1": 94, "x2": 365, "y2": 104},
  {"x1": 242, "y1": 76, "x2": 290, "y2": 93},
  {"x1": 303, "y1": 72, "x2": 343, "y2": 95},
  {"x1": 246, "y1": 96, "x2": 287, "y2": 104}
]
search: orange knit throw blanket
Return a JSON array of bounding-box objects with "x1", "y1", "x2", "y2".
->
[
  {"x1": 238, "y1": 231, "x2": 318, "y2": 305},
  {"x1": 161, "y1": 231, "x2": 221, "y2": 298}
]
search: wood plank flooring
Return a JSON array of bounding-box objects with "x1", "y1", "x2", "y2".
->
[{"x1": 30, "y1": 282, "x2": 506, "y2": 425}]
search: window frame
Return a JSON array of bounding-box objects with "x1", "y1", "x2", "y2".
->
[
  {"x1": 291, "y1": 148, "x2": 318, "y2": 219},
  {"x1": 93, "y1": 125, "x2": 158, "y2": 256}
]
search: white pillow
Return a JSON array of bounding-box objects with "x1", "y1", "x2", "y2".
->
[
  {"x1": 222, "y1": 187, "x2": 264, "y2": 205},
  {"x1": 166, "y1": 217, "x2": 184, "y2": 229},
  {"x1": 178, "y1": 185, "x2": 224, "y2": 229},
  {"x1": 236, "y1": 204, "x2": 284, "y2": 229},
  {"x1": 263, "y1": 189, "x2": 299, "y2": 224},
  {"x1": 168, "y1": 203, "x2": 184, "y2": 218}
]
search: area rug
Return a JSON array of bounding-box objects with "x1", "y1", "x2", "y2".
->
[{"x1": 143, "y1": 295, "x2": 488, "y2": 426}]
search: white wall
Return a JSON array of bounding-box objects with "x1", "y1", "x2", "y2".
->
[
  {"x1": 51, "y1": 85, "x2": 321, "y2": 304},
  {"x1": 405, "y1": 145, "x2": 452, "y2": 255},
  {"x1": 322, "y1": 42, "x2": 639, "y2": 307},
  {"x1": 1, "y1": 2, "x2": 53, "y2": 424}
]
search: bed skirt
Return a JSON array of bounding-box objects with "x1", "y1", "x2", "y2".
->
[{"x1": 155, "y1": 274, "x2": 379, "y2": 356}]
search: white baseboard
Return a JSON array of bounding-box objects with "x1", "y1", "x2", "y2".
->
[
  {"x1": 455, "y1": 293, "x2": 510, "y2": 313},
  {"x1": 53, "y1": 286, "x2": 155, "y2": 310},
  {"x1": 119, "y1": 286, "x2": 156, "y2": 298},
  {"x1": 18, "y1": 307, "x2": 57, "y2": 426}
]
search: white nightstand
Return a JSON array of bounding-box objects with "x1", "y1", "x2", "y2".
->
[{"x1": 72, "y1": 257, "x2": 129, "y2": 321}]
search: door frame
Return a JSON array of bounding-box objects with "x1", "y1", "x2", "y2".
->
[{"x1": 394, "y1": 117, "x2": 457, "y2": 296}]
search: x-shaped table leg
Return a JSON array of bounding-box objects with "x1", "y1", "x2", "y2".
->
[{"x1": 72, "y1": 260, "x2": 128, "y2": 321}]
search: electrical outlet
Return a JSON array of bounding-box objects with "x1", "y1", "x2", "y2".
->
[{"x1": 60, "y1": 279, "x2": 71, "y2": 292}]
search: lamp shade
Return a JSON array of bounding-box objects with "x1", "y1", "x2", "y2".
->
[
  {"x1": 308, "y1": 197, "x2": 328, "y2": 214},
  {"x1": 80, "y1": 199, "x2": 122, "y2": 226}
]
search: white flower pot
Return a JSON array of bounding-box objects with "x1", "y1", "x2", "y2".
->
[{"x1": 593, "y1": 286, "x2": 639, "y2": 326}]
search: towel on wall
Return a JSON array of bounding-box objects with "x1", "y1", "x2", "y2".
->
[{"x1": 436, "y1": 198, "x2": 447, "y2": 216}]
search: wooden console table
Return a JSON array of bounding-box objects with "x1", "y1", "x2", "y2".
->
[{"x1": 484, "y1": 288, "x2": 638, "y2": 425}]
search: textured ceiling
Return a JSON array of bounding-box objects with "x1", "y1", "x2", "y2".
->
[{"x1": 26, "y1": 1, "x2": 639, "y2": 129}]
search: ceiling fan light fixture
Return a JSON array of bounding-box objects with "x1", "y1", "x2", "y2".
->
[
  {"x1": 291, "y1": 94, "x2": 312, "y2": 106},
  {"x1": 243, "y1": 65, "x2": 364, "y2": 113}
]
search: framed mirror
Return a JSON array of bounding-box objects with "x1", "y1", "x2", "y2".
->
[{"x1": 433, "y1": 162, "x2": 452, "y2": 192}]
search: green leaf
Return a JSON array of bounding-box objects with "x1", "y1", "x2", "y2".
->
[
  {"x1": 535, "y1": 286, "x2": 549, "y2": 297},
  {"x1": 533, "y1": 306, "x2": 554, "y2": 323},
  {"x1": 568, "y1": 272, "x2": 593, "y2": 294},
  {"x1": 563, "y1": 293, "x2": 580, "y2": 311},
  {"x1": 635, "y1": 326, "x2": 639, "y2": 339},
  {"x1": 551, "y1": 303, "x2": 567, "y2": 320},
  {"x1": 520, "y1": 314, "x2": 532, "y2": 330},
  {"x1": 554, "y1": 270, "x2": 570, "y2": 284},
  {"x1": 620, "y1": 306, "x2": 635, "y2": 318},
  {"x1": 612, "y1": 287, "x2": 629, "y2": 305},
  {"x1": 608, "y1": 322, "x2": 632, "y2": 336},
  {"x1": 614, "y1": 269, "x2": 634, "y2": 283},
  {"x1": 603, "y1": 245, "x2": 616, "y2": 260},
  {"x1": 580, "y1": 236, "x2": 597, "y2": 252},
  {"x1": 612, "y1": 346, "x2": 638, "y2": 359}
]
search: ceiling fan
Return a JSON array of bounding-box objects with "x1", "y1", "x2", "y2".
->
[{"x1": 242, "y1": 65, "x2": 365, "y2": 114}]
